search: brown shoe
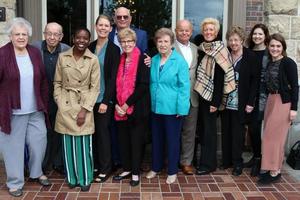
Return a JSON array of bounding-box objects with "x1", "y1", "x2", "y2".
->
[{"x1": 181, "y1": 165, "x2": 194, "y2": 175}]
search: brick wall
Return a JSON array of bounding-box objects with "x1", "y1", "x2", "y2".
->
[{"x1": 245, "y1": 0, "x2": 264, "y2": 33}]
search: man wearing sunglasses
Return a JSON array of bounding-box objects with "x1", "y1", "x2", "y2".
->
[{"x1": 109, "y1": 6, "x2": 148, "y2": 53}]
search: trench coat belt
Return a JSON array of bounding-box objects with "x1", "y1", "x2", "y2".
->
[{"x1": 63, "y1": 85, "x2": 90, "y2": 102}]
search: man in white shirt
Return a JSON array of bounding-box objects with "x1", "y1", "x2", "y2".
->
[{"x1": 174, "y1": 19, "x2": 199, "y2": 175}]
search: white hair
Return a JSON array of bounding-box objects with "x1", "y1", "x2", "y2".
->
[{"x1": 6, "y1": 17, "x2": 33, "y2": 36}]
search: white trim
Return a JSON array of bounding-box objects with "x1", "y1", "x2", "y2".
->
[
  {"x1": 42, "y1": 0, "x2": 47, "y2": 35},
  {"x1": 91, "y1": 0, "x2": 100, "y2": 41},
  {"x1": 171, "y1": 0, "x2": 177, "y2": 30},
  {"x1": 223, "y1": 0, "x2": 229, "y2": 42},
  {"x1": 87, "y1": 0, "x2": 92, "y2": 32}
]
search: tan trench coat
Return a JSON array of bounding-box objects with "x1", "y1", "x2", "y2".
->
[{"x1": 53, "y1": 47, "x2": 100, "y2": 135}]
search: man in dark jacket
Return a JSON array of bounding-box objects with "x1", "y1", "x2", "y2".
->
[{"x1": 32, "y1": 22, "x2": 70, "y2": 174}]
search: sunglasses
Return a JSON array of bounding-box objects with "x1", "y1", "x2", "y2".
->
[{"x1": 116, "y1": 15, "x2": 129, "y2": 20}]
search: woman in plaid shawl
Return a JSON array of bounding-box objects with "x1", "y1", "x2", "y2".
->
[{"x1": 194, "y1": 18, "x2": 235, "y2": 175}]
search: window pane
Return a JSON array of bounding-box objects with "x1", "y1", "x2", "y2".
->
[
  {"x1": 47, "y1": 0, "x2": 86, "y2": 45},
  {"x1": 184, "y1": 0, "x2": 224, "y2": 40}
]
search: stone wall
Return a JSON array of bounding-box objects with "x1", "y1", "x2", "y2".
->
[
  {"x1": 264, "y1": 0, "x2": 300, "y2": 75},
  {"x1": 0, "y1": 0, "x2": 16, "y2": 47}
]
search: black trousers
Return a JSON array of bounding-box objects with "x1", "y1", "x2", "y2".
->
[
  {"x1": 247, "y1": 119, "x2": 262, "y2": 158},
  {"x1": 197, "y1": 99, "x2": 218, "y2": 171},
  {"x1": 42, "y1": 111, "x2": 63, "y2": 170},
  {"x1": 220, "y1": 109, "x2": 246, "y2": 167},
  {"x1": 93, "y1": 103, "x2": 113, "y2": 174},
  {"x1": 117, "y1": 117, "x2": 148, "y2": 175}
]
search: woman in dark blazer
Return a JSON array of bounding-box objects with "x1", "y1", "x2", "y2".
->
[
  {"x1": 245, "y1": 23, "x2": 270, "y2": 176},
  {"x1": 221, "y1": 26, "x2": 260, "y2": 176},
  {"x1": 88, "y1": 14, "x2": 120, "y2": 183},
  {"x1": 111, "y1": 28, "x2": 150, "y2": 187}
]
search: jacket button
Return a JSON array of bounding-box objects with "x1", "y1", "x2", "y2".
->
[
  {"x1": 66, "y1": 101, "x2": 68, "y2": 104},
  {"x1": 78, "y1": 80, "x2": 81, "y2": 83}
]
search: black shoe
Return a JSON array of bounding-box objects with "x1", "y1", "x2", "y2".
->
[
  {"x1": 250, "y1": 158, "x2": 261, "y2": 177},
  {"x1": 53, "y1": 166, "x2": 65, "y2": 175},
  {"x1": 258, "y1": 173, "x2": 281, "y2": 184},
  {"x1": 244, "y1": 156, "x2": 255, "y2": 168},
  {"x1": 196, "y1": 168, "x2": 215, "y2": 175},
  {"x1": 129, "y1": 179, "x2": 140, "y2": 187},
  {"x1": 232, "y1": 166, "x2": 243, "y2": 176},
  {"x1": 258, "y1": 171, "x2": 270, "y2": 179},
  {"x1": 80, "y1": 184, "x2": 91, "y2": 192},
  {"x1": 95, "y1": 174, "x2": 110, "y2": 183},
  {"x1": 219, "y1": 164, "x2": 232, "y2": 170},
  {"x1": 113, "y1": 172, "x2": 131, "y2": 181},
  {"x1": 68, "y1": 183, "x2": 78, "y2": 189}
]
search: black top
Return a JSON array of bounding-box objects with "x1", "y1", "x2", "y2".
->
[
  {"x1": 266, "y1": 59, "x2": 280, "y2": 92},
  {"x1": 88, "y1": 40, "x2": 120, "y2": 105},
  {"x1": 234, "y1": 47, "x2": 260, "y2": 123},
  {"x1": 267, "y1": 56, "x2": 299, "y2": 111},
  {"x1": 125, "y1": 54, "x2": 151, "y2": 120}
]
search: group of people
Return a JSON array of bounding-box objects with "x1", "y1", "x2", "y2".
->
[{"x1": 0, "y1": 6, "x2": 298, "y2": 197}]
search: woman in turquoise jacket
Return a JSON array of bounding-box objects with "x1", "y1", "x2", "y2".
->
[{"x1": 146, "y1": 28, "x2": 190, "y2": 184}]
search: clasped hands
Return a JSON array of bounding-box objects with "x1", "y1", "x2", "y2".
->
[{"x1": 115, "y1": 103, "x2": 129, "y2": 117}]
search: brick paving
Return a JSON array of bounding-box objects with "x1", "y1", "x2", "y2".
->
[{"x1": 1, "y1": 161, "x2": 300, "y2": 200}]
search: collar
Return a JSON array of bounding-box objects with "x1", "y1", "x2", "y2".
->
[
  {"x1": 176, "y1": 40, "x2": 190, "y2": 48},
  {"x1": 64, "y1": 46, "x2": 95, "y2": 59},
  {"x1": 42, "y1": 40, "x2": 61, "y2": 54}
]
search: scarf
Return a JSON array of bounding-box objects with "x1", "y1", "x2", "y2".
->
[
  {"x1": 115, "y1": 47, "x2": 141, "y2": 121},
  {"x1": 194, "y1": 41, "x2": 236, "y2": 103}
]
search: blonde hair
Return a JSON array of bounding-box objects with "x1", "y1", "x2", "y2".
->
[
  {"x1": 117, "y1": 28, "x2": 136, "y2": 42},
  {"x1": 200, "y1": 18, "x2": 220, "y2": 34}
]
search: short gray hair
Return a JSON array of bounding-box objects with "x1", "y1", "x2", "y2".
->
[{"x1": 6, "y1": 17, "x2": 32, "y2": 37}]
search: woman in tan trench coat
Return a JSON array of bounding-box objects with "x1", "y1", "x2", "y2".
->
[{"x1": 54, "y1": 27, "x2": 100, "y2": 191}]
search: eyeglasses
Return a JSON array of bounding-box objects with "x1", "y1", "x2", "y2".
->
[
  {"x1": 116, "y1": 15, "x2": 129, "y2": 20},
  {"x1": 120, "y1": 40, "x2": 135, "y2": 45},
  {"x1": 43, "y1": 32, "x2": 62, "y2": 38}
]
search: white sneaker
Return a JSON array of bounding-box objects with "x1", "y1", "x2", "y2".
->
[
  {"x1": 166, "y1": 174, "x2": 177, "y2": 184},
  {"x1": 146, "y1": 170, "x2": 157, "y2": 179}
]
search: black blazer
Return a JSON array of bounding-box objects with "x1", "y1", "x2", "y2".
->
[
  {"x1": 125, "y1": 54, "x2": 151, "y2": 120},
  {"x1": 273, "y1": 56, "x2": 299, "y2": 111},
  {"x1": 89, "y1": 40, "x2": 120, "y2": 105},
  {"x1": 235, "y1": 47, "x2": 260, "y2": 123},
  {"x1": 198, "y1": 50, "x2": 225, "y2": 107}
]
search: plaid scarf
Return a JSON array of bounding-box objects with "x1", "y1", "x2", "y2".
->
[{"x1": 194, "y1": 41, "x2": 236, "y2": 103}]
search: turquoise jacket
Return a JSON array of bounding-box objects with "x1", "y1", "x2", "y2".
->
[{"x1": 150, "y1": 49, "x2": 190, "y2": 115}]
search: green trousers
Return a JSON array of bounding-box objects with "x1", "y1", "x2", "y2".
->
[{"x1": 62, "y1": 134, "x2": 93, "y2": 186}]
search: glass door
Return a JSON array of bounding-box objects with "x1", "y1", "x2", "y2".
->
[
  {"x1": 183, "y1": 0, "x2": 227, "y2": 44},
  {"x1": 100, "y1": 0, "x2": 172, "y2": 55},
  {"x1": 47, "y1": 0, "x2": 87, "y2": 45}
]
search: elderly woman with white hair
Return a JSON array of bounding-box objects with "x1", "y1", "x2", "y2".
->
[{"x1": 0, "y1": 17, "x2": 51, "y2": 197}]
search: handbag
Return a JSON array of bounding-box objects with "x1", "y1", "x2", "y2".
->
[{"x1": 286, "y1": 140, "x2": 300, "y2": 170}]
